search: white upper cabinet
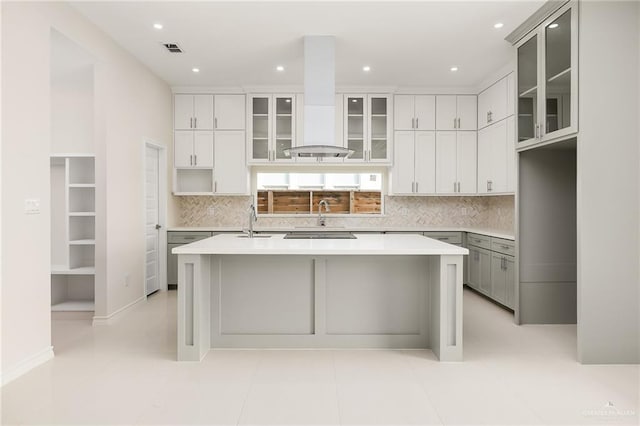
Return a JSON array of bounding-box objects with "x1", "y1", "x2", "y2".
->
[
  {"x1": 478, "y1": 119, "x2": 511, "y2": 194},
  {"x1": 436, "y1": 95, "x2": 477, "y2": 131},
  {"x1": 214, "y1": 130, "x2": 248, "y2": 194},
  {"x1": 174, "y1": 130, "x2": 214, "y2": 168},
  {"x1": 344, "y1": 94, "x2": 392, "y2": 163},
  {"x1": 174, "y1": 94, "x2": 214, "y2": 130},
  {"x1": 214, "y1": 95, "x2": 245, "y2": 130},
  {"x1": 248, "y1": 94, "x2": 296, "y2": 163},
  {"x1": 391, "y1": 130, "x2": 436, "y2": 195},
  {"x1": 516, "y1": 1, "x2": 578, "y2": 148},
  {"x1": 435, "y1": 131, "x2": 477, "y2": 194},
  {"x1": 478, "y1": 78, "x2": 509, "y2": 129},
  {"x1": 394, "y1": 95, "x2": 435, "y2": 131}
]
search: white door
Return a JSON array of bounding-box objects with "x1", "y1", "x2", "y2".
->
[
  {"x1": 193, "y1": 131, "x2": 214, "y2": 167},
  {"x1": 214, "y1": 131, "x2": 248, "y2": 194},
  {"x1": 393, "y1": 95, "x2": 414, "y2": 130},
  {"x1": 435, "y1": 131, "x2": 457, "y2": 193},
  {"x1": 391, "y1": 131, "x2": 415, "y2": 194},
  {"x1": 414, "y1": 131, "x2": 436, "y2": 194},
  {"x1": 174, "y1": 131, "x2": 193, "y2": 168},
  {"x1": 414, "y1": 95, "x2": 436, "y2": 130},
  {"x1": 457, "y1": 95, "x2": 478, "y2": 131},
  {"x1": 193, "y1": 94, "x2": 214, "y2": 130},
  {"x1": 174, "y1": 95, "x2": 193, "y2": 130},
  {"x1": 214, "y1": 95, "x2": 245, "y2": 130},
  {"x1": 456, "y1": 131, "x2": 477, "y2": 194},
  {"x1": 145, "y1": 145, "x2": 161, "y2": 295},
  {"x1": 435, "y1": 95, "x2": 457, "y2": 130}
]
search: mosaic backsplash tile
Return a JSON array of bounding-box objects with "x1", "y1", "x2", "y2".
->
[{"x1": 177, "y1": 195, "x2": 515, "y2": 233}]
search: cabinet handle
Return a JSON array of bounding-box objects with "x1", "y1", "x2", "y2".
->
[
  {"x1": 412, "y1": 118, "x2": 415, "y2": 129},
  {"x1": 501, "y1": 244, "x2": 511, "y2": 250},
  {"x1": 214, "y1": 181, "x2": 217, "y2": 192},
  {"x1": 214, "y1": 117, "x2": 217, "y2": 129},
  {"x1": 457, "y1": 182, "x2": 461, "y2": 193},
  {"x1": 453, "y1": 182, "x2": 457, "y2": 193},
  {"x1": 194, "y1": 117, "x2": 197, "y2": 128},
  {"x1": 412, "y1": 182, "x2": 415, "y2": 193},
  {"x1": 453, "y1": 117, "x2": 457, "y2": 129},
  {"x1": 457, "y1": 118, "x2": 461, "y2": 129},
  {"x1": 416, "y1": 118, "x2": 419, "y2": 128},
  {"x1": 189, "y1": 155, "x2": 192, "y2": 166},
  {"x1": 415, "y1": 182, "x2": 418, "y2": 192},
  {"x1": 488, "y1": 180, "x2": 493, "y2": 192},
  {"x1": 486, "y1": 111, "x2": 489, "y2": 123},
  {"x1": 194, "y1": 155, "x2": 197, "y2": 166},
  {"x1": 190, "y1": 118, "x2": 193, "y2": 129}
]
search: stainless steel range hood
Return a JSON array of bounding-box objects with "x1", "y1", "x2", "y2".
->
[{"x1": 284, "y1": 36, "x2": 353, "y2": 159}]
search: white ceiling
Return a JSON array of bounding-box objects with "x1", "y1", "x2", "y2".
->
[{"x1": 71, "y1": 1, "x2": 544, "y2": 90}]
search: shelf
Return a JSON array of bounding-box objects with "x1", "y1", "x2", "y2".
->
[
  {"x1": 252, "y1": 137, "x2": 269, "y2": 141},
  {"x1": 68, "y1": 183, "x2": 95, "y2": 188},
  {"x1": 547, "y1": 67, "x2": 571, "y2": 83},
  {"x1": 371, "y1": 137, "x2": 387, "y2": 140},
  {"x1": 69, "y1": 212, "x2": 96, "y2": 217},
  {"x1": 69, "y1": 239, "x2": 95, "y2": 245},
  {"x1": 275, "y1": 136, "x2": 292, "y2": 140},
  {"x1": 348, "y1": 114, "x2": 364, "y2": 117},
  {"x1": 253, "y1": 114, "x2": 269, "y2": 117},
  {"x1": 51, "y1": 265, "x2": 95, "y2": 275},
  {"x1": 518, "y1": 114, "x2": 534, "y2": 117},
  {"x1": 51, "y1": 300, "x2": 95, "y2": 312},
  {"x1": 519, "y1": 86, "x2": 537, "y2": 97},
  {"x1": 276, "y1": 114, "x2": 292, "y2": 117},
  {"x1": 370, "y1": 114, "x2": 387, "y2": 117}
]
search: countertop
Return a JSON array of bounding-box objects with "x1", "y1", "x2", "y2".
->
[
  {"x1": 172, "y1": 233, "x2": 469, "y2": 256},
  {"x1": 167, "y1": 226, "x2": 515, "y2": 240}
]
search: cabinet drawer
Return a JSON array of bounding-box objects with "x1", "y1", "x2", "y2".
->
[
  {"x1": 424, "y1": 231, "x2": 462, "y2": 245},
  {"x1": 491, "y1": 237, "x2": 515, "y2": 256},
  {"x1": 467, "y1": 233, "x2": 491, "y2": 249},
  {"x1": 168, "y1": 231, "x2": 212, "y2": 244}
]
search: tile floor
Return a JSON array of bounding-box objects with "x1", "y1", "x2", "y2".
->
[{"x1": 1, "y1": 288, "x2": 638, "y2": 425}]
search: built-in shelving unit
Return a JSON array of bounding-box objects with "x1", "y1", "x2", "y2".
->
[{"x1": 50, "y1": 154, "x2": 96, "y2": 313}]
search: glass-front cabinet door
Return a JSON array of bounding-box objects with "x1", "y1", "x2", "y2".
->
[
  {"x1": 368, "y1": 95, "x2": 390, "y2": 162},
  {"x1": 250, "y1": 96, "x2": 270, "y2": 162},
  {"x1": 274, "y1": 96, "x2": 294, "y2": 161},
  {"x1": 517, "y1": 34, "x2": 538, "y2": 144},
  {"x1": 344, "y1": 95, "x2": 366, "y2": 162},
  {"x1": 545, "y1": 8, "x2": 572, "y2": 136},
  {"x1": 516, "y1": 1, "x2": 577, "y2": 149},
  {"x1": 249, "y1": 94, "x2": 295, "y2": 162}
]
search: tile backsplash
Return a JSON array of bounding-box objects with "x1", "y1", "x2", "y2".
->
[{"x1": 177, "y1": 195, "x2": 515, "y2": 232}]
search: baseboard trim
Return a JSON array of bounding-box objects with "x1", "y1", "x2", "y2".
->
[
  {"x1": 92, "y1": 295, "x2": 146, "y2": 325},
  {"x1": 0, "y1": 346, "x2": 54, "y2": 387}
]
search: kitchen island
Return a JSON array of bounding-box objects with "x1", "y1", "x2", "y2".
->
[{"x1": 173, "y1": 233, "x2": 467, "y2": 362}]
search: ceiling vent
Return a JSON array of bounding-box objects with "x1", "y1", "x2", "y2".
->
[{"x1": 162, "y1": 43, "x2": 183, "y2": 53}]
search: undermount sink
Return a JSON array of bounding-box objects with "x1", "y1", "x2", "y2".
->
[
  {"x1": 236, "y1": 234, "x2": 272, "y2": 239},
  {"x1": 284, "y1": 232, "x2": 357, "y2": 240}
]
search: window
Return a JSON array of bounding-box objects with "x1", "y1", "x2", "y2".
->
[{"x1": 255, "y1": 172, "x2": 383, "y2": 215}]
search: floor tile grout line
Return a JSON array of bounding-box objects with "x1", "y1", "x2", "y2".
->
[
  {"x1": 331, "y1": 350, "x2": 343, "y2": 426},
  {"x1": 235, "y1": 350, "x2": 264, "y2": 426}
]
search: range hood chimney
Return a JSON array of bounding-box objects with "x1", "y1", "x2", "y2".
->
[{"x1": 284, "y1": 36, "x2": 353, "y2": 159}]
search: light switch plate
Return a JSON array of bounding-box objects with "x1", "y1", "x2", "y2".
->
[{"x1": 24, "y1": 198, "x2": 41, "y2": 214}]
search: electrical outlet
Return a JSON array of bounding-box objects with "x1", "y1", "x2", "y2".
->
[
  {"x1": 207, "y1": 206, "x2": 215, "y2": 215},
  {"x1": 124, "y1": 273, "x2": 130, "y2": 287},
  {"x1": 24, "y1": 198, "x2": 41, "y2": 214}
]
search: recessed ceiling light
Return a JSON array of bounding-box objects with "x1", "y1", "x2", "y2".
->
[
  {"x1": 153, "y1": 23, "x2": 163, "y2": 30},
  {"x1": 192, "y1": 68, "x2": 200, "y2": 73},
  {"x1": 450, "y1": 66, "x2": 459, "y2": 72},
  {"x1": 494, "y1": 22, "x2": 504, "y2": 29},
  {"x1": 548, "y1": 23, "x2": 559, "y2": 29},
  {"x1": 362, "y1": 65, "x2": 371, "y2": 72},
  {"x1": 276, "y1": 65, "x2": 284, "y2": 72}
]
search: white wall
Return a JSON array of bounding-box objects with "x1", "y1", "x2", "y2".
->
[
  {"x1": 577, "y1": 1, "x2": 640, "y2": 363},
  {"x1": 1, "y1": 1, "x2": 175, "y2": 383}
]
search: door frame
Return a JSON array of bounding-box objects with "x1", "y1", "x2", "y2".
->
[{"x1": 143, "y1": 140, "x2": 168, "y2": 296}]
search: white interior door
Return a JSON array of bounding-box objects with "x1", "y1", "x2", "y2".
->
[{"x1": 145, "y1": 145, "x2": 161, "y2": 295}]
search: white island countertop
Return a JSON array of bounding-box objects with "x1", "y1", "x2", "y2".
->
[{"x1": 173, "y1": 233, "x2": 469, "y2": 256}]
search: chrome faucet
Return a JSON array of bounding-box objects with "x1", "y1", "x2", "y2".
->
[
  {"x1": 317, "y1": 199, "x2": 330, "y2": 227},
  {"x1": 248, "y1": 203, "x2": 257, "y2": 238}
]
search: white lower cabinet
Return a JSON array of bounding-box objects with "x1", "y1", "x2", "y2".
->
[
  {"x1": 214, "y1": 131, "x2": 248, "y2": 195},
  {"x1": 435, "y1": 131, "x2": 477, "y2": 194},
  {"x1": 391, "y1": 131, "x2": 435, "y2": 194},
  {"x1": 469, "y1": 246, "x2": 492, "y2": 295},
  {"x1": 491, "y1": 253, "x2": 515, "y2": 309}
]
